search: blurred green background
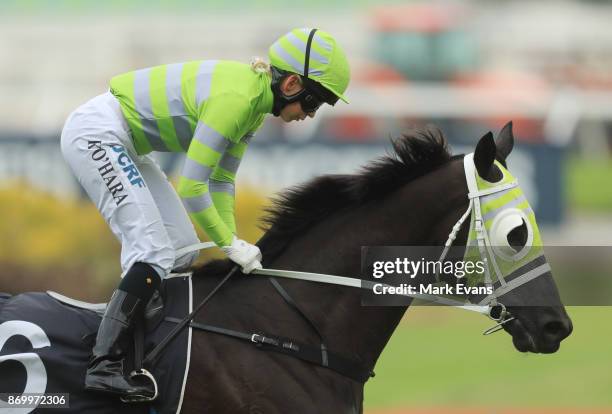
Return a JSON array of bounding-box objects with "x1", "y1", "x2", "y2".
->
[
  {"x1": 1, "y1": 1, "x2": 612, "y2": 412},
  {"x1": 365, "y1": 307, "x2": 611, "y2": 411}
]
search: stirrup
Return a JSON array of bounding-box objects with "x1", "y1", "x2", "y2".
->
[{"x1": 119, "y1": 369, "x2": 159, "y2": 403}]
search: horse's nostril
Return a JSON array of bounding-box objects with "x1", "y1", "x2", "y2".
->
[{"x1": 543, "y1": 320, "x2": 571, "y2": 342}]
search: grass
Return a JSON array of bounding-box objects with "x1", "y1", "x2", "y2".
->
[
  {"x1": 364, "y1": 306, "x2": 612, "y2": 410},
  {"x1": 567, "y1": 156, "x2": 612, "y2": 212}
]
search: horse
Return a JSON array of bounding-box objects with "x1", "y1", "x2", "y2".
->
[
  {"x1": 0, "y1": 123, "x2": 572, "y2": 414},
  {"x1": 179, "y1": 122, "x2": 572, "y2": 413}
]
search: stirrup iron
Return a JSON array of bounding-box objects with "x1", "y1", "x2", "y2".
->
[{"x1": 119, "y1": 369, "x2": 159, "y2": 403}]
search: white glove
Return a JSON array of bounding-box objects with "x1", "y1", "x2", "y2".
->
[{"x1": 221, "y1": 236, "x2": 262, "y2": 274}]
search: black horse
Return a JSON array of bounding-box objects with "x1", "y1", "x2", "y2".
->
[
  {"x1": 180, "y1": 123, "x2": 572, "y2": 413},
  {"x1": 0, "y1": 124, "x2": 572, "y2": 414}
]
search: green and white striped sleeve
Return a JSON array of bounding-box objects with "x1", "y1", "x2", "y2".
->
[
  {"x1": 209, "y1": 133, "x2": 252, "y2": 235},
  {"x1": 176, "y1": 94, "x2": 250, "y2": 247}
]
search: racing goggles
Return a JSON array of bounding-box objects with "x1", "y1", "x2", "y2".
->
[
  {"x1": 299, "y1": 91, "x2": 324, "y2": 114},
  {"x1": 299, "y1": 77, "x2": 339, "y2": 114}
]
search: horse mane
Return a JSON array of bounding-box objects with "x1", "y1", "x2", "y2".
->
[{"x1": 194, "y1": 126, "x2": 452, "y2": 276}]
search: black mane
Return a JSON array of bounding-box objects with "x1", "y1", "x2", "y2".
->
[
  {"x1": 194, "y1": 127, "x2": 451, "y2": 276},
  {"x1": 258, "y1": 126, "x2": 451, "y2": 261}
]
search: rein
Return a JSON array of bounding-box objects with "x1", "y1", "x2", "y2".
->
[
  {"x1": 140, "y1": 265, "x2": 373, "y2": 383},
  {"x1": 142, "y1": 266, "x2": 238, "y2": 366},
  {"x1": 173, "y1": 153, "x2": 528, "y2": 333},
  {"x1": 143, "y1": 152, "x2": 550, "y2": 386}
]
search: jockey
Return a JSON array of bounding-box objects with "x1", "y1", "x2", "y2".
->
[{"x1": 60, "y1": 28, "x2": 349, "y2": 399}]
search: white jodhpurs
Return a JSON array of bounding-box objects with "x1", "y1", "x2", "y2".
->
[{"x1": 60, "y1": 92, "x2": 200, "y2": 278}]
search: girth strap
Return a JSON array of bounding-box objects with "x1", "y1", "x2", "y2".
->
[
  {"x1": 268, "y1": 277, "x2": 329, "y2": 367},
  {"x1": 143, "y1": 266, "x2": 238, "y2": 366},
  {"x1": 165, "y1": 317, "x2": 373, "y2": 383}
]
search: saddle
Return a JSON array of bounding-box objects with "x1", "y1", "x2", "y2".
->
[{"x1": 0, "y1": 274, "x2": 193, "y2": 414}]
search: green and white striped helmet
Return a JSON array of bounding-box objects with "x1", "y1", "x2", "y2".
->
[{"x1": 269, "y1": 28, "x2": 350, "y2": 103}]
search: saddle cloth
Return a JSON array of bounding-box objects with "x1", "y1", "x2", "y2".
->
[{"x1": 0, "y1": 274, "x2": 193, "y2": 414}]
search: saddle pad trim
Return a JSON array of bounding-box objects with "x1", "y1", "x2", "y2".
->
[
  {"x1": 46, "y1": 291, "x2": 106, "y2": 315},
  {"x1": 175, "y1": 276, "x2": 193, "y2": 413}
]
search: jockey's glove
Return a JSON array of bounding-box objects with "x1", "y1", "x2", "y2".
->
[{"x1": 221, "y1": 236, "x2": 263, "y2": 274}]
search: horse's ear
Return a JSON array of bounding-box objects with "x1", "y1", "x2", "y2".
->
[
  {"x1": 496, "y1": 121, "x2": 514, "y2": 162},
  {"x1": 474, "y1": 131, "x2": 496, "y2": 178}
]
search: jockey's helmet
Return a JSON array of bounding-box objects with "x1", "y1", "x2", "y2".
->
[{"x1": 268, "y1": 28, "x2": 350, "y2": 116}]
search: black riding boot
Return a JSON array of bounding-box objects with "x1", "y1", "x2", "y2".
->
[{"x1": 85, "y1": 289, "x2": 155, "y2": 398}]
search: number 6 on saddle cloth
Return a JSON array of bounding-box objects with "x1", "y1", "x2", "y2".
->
[{"x1": 0, "y1": 275, "x2": 192, "y2": 414}]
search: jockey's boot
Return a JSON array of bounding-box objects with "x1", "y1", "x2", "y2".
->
[{"x1": 85, "y1": 289, "x2": 155, "y2": 399}]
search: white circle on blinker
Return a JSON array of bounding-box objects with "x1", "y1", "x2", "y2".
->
[{"x1": 489, "y1": 208, "x2": 533, "y2": 262}]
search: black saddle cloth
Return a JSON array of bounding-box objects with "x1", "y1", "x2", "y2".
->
[{"x1": 0, "y1": 275, "x2": 192, "y2": 414}]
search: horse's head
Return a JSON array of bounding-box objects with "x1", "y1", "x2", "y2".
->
[
  {"x1": 253, "y1": 123, "x2": 571, "y2": 362},
  {"x1": 467, "y1": 122, "x2": 572, "y2": 353}
]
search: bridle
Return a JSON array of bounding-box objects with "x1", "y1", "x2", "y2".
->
[
  {"x1": 436, "y1": 153, "x2": 519, "y2": 334},
  {"x1": 437, "y1": 153, "x2": 551, "y2": 333},
  {"x1": 175, "y1": 153, "x2": 550, "y2": 336}
]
